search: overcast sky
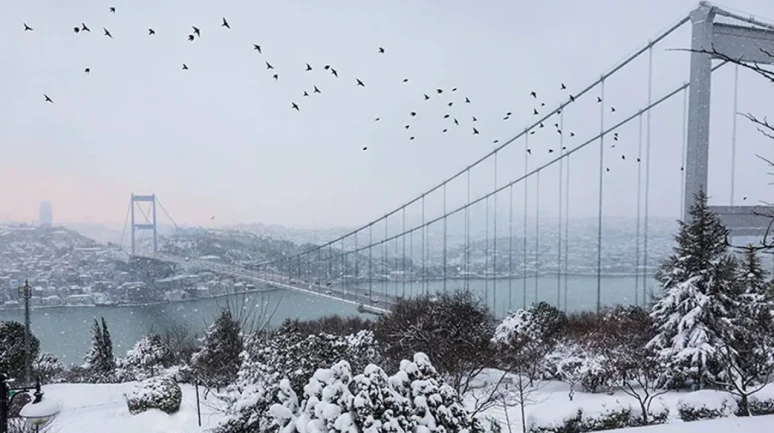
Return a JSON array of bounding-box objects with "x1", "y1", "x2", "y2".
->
[{"x1": 2, "y1": 0, "x2": 773, "y2": 229}]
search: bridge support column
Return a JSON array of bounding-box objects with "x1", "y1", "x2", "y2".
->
[{"x1": 130, "y1": 193, "x2": 158, "y2": 255}]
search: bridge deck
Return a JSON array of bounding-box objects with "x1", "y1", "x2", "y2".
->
[{"x1": 134, "y1": 254, "x2": 396, "y2": 314}]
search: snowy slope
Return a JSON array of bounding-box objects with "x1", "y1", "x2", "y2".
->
[{"x1": 610, "y1": 415, "x2": 774, "y2": 432}]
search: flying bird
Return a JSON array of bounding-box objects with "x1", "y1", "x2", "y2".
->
[
  {"x1": 530, "y1": 91, "x2": 537, "y2": 98},
  {"x1": 436, "y1": 88, "x2": 443, "y2": 94},
  {"x1": 313, "y1": 85, "x2": 321, "y2": 94},
  {"x1": 356, "y1": 78, "x2": 365, "y2": 87},
  {"x1": 473, "y1": 128, "x2": 479, "y2": 135},
  {"x1": 104, "y1": 28, "x2": 112, "y2": 38},
  {"x1": 73, "y1": 27, "x2": 80, "y2": 34},
  {"x1": 570, "y1": 132, "x2": 575, "y2": 137},
  {"x1": 597, "y1": 96, "x2": 602, "y2": 103},
  {"x1": 374, "y1": 118, "x2": 380, "y2": 121},
  {"x1": 222, "y1": 17, "x2": 230, "y2": 29},
  {"x1": 403, "y1": 78, "x2": 408, "y2": 83},
  {"x1": 273, "y1": 74, "x2": 279, "y2": 80},
  {"x1": 84, "y1": 67, "x2": 90, "y2": 73},
  {"x1": 266, "y1": 61, "x2": 274, "y2": 69},
  {"x1": 330, "y1": 68, "x2": 338, "y2": 77},
  {"x1": 410, "y1": 136, "x2": 415, "y2": 140},
  {"x1": 303, "y1": 91, "x2": 309, "y2": 97},
  {"x1": 452, "y1": 88, "x2": 458, "y2": 92},
  {"x1": 493, "y1": 139, "x2": 499, "y2": 144},
  {"x1": 378, "y1": 47, "x2": 385, "y2": 53},
  {"x1": 410, "y1": 112, "x2": 417, "y2": 117},
  {"x1": 621, "y1": 155, "x2": 625, "y2": 160},
  {"x1": 443, "y1": 129, "x2": 448, "y2": 133},
  {"x1": 188, "y1": 34, "x2": 194, "y2": 41},
  {"x1": 527, "y1": 149, "x2": 532, "y2": 155},
  {"x1": 44, "y1": 94, "x2": 53, "y2": 103},
  {"x1": 109, "y1": 7, "x2": 116, "y2": 13},
  {"x1": 549, "y1": 149, "x2": 554, "y2": 153},
  {"x1": 472, "y1": 116, "x2": 477, "y2": 122},
  {"x1": 444, "y1": 114, "x2": 450, "y2": 119},
  {"x1": 192, "y1": 26, "x2": 200, "y2": 37},
  {"x1": 81, "y1": 23, "x2": 90, "y2": 32},
  {"x1": 454, "y1": 118, "x2": 459, "y2": 126},
  {"x1": 182, "y1": 64, "x2": 189, "y2": 70},
  {"x1": 424, "y1": 94, "x2": 430, "y2": 100},
  {"x1": 253, "y1": 44, "x2": 261, "y2": 53},
  {"x1": 561, "y1": 83, "x2": 567, "y2": 90},
  {"x1": 533, "y1": 109, "x2": 539, "y2": 115},
  {"x1": 465, "y1": 97, "x2": 471, "y2": 103},
  {"x1": 405, "y1": 125, "x2": 410, "y2": 129},
  {"x1": 362, "y1": 147, "x2": 368, "y2": 151},
  {"x1": 570, "y1": 95, "x2": 575, "y2": 102},
  {"x1": 606, "y1": 167, "x2": 611, "y2": 172},
  {"x1": 324, "y1": 65, "x2": 330, "y2": 70},
  {"x1": 292, "y1": 102, "x2": 299, "y2": 111},
  {"x1": 23, "y1": 23, "x2": 33, "y2": 31},
  {"x1": 148, "y1": 28, "x2": 155, "y2": 35},
  {"x1": 306, "y1": 63, "x2": 312, "y2": 71}
]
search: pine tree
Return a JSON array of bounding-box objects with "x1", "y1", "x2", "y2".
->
[
  {"x1": 716, "y1": 245, "x2": 774, "y2": 415},
  {"x1": 126, "y1": 333, "x2": 174, "y2": 378},
  {"x1": 191, "y1": 308, "x2": 243, "y2": 389},
  {"x1": 647, "y1": 187, "x2": 737, "y2": 389},
  {"x1": 84, "y1": 317, "x2": 116, "y2": 381}
]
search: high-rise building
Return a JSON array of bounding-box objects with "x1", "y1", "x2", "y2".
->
[{"x1": 39, "y1": 201, "x2": 52, "y2": 226}]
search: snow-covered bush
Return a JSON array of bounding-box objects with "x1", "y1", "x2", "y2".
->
[
  {"x1": 0, "y1": 321, "x2": 41, "y2": 381},
  {"x1": 124, "y1": 333, "x2": 174, "y2": 379},
  {"x1": 544, "y1": 341, "x2": 610, "y2": 397},
  {"x1": 739, "y1": 397, "x2": 774, "y2": 416},
  {"x1": 676, "y1": 399, "x2": 735, "y2": 422},
  {"x1": 268, "y1": 353, "x2": 483, "y2": 433},
  {"x1": 375, "y1": 290, "x2": 494, "y2": 396},
  {"x1": 125, "y1": 376, "x2": 182, "y2": 415},
  {"x1": 83, "y1": 317, "x2": 116, "y2": 383},
  {"x1": 32, "y1": 352, "x2": 63, "y2": 383},
  {"x1": 527, "y1": 405, "x2": 669, "y2": 433},
  {"x1": 214, "y1": 326, "x2": 380, "y2": 433}
]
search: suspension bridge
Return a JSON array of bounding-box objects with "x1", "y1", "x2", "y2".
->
[{"x1": 123, "y1": 2, "x2": 774, "y2": 317}]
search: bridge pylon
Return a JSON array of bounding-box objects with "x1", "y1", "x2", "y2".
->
[
  {"x1": 130, "y1": 193, "x2": 158, "y2": 255},
  {"x1": 686, "y1": 2, "x2": 774, "y2": 236}
]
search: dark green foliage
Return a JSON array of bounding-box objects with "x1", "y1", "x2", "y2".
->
[
  {"x1": 374, "y1": 290, "x2": 496, "y2": 393},
  {"x1": 677, "y1": 400, "x2": 732, "y2": 422},
  {"x1": 528, "y1": 407, "x2": 669, "y2": 433},
  {"x1": 737, "y1": 397, "x2": 774, "y2": 416},
  {"x1": 83, "y1": 317, "x2": 115, "y2": 381},
  {"x1": 279, "y1": 315, "x2": 374, "y2": 337},
  {"x1": 0, "y1": 321, "x2": 40, "y2": 381},
  {"x1": 191, "y1": 308, "x2": 243, "y2": 389},
  {"x1": 126, "y1": 376, "x2": 182, "y2": 415}
]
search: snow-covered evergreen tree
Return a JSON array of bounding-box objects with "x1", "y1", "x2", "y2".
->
[
  {"x1": 350, "y1": 364, "x2": 413, "y2": 433},
  {"x1": 83, "y1": 317, "x2": 115, "y2": 381},
  {"x1": 32, "y1": 352, "x2": 63, "y2": 383},
  {"x1": 647, "y1": 188, "x2": 737, "y2": 389},
  {"x1": 125, "y1": 333, "x2": 174, "y2": 379},
  {"x1": 716, "y1": 245, "x2": 774, "y2": 415},
  {"x1": 191, "y1": 308, "x2": 243, "y2": 389}
]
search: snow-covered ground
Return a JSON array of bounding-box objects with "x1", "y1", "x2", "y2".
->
[{"x1": 23, "y1": 379, "x2": 774, "y2": 433}]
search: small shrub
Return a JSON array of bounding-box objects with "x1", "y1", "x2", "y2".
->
[
  {"x1": 737, "y1": 397, "x2": 774, "y2": 416},
  {"x1": 677, "y1": 399, "x2": 734, "y2": 422},
  {"x1": 528, "y1": 406, "x2": 669, "y2": 433},
  {"x1": 126, "y1": 376, "x2": 182, "y2": 415}
]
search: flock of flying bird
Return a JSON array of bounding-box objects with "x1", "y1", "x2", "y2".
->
[{"x1": 20, "y1": 6, "x2": 668, "y2": 175}]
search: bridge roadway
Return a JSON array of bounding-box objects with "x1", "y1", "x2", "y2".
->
[{"x1": 133, "y1": 253, "x2": 395, "y2": 315}]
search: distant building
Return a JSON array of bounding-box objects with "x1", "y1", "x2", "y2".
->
[{"x1": 39, "y1": 201, "x2": 53, "y2": 226}]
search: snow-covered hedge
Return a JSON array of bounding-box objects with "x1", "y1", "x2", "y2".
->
[
  {"x1": 125, "y1": 376, "x2": 182, "y2": 415},
  {"x1": 270, "y1": 352, "x2": 484, "y2": 433},
  {"x1": 527, "y1": 405, "x2": 669, "y2": 433}
]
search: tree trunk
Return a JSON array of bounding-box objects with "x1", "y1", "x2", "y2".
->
[
  {"x1": 639, "y1": 399, "x2": 649, "y2": 425},
  {"x1": 739, "y1": 393, "x2": 750, "y2": 417}
]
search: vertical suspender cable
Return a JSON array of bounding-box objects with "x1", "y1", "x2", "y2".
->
[
  {"x1": 643, "y1": 44, "x2": 654, "y2": 305},
  {"x1": 384, "y1": 218, "x2": 388, "y2": 297},
  {"x1": 635, "y1": 113, "x2": 644, "y2": 307},
  {"x1": 443, "y1": 182, "x2": 448, "y2": 294},
  {"x1": 369, "y1": 224, "x2": 373, "y2": 300},
  {"x1": 395, "y1": 234, "x2": 399, "y2": 297},
  {"x1": 523, "y1": 130, "x2": 529, "y2": 308},
  {"x1": 557, "y1": 110, "x2": 565, "y2": 309},
  {"x1": 466, "y1": 170, "x2": 471, "y2": 291},
  {"x1": 730, "y1": 64, "x2": 739, "y2": 206},
  {"x1": 402, "y1": 208, "x2": 407, "y2": 297},
  {"x1": 596, "y1": 77, "x2": 606, "y2": 315},
  {"x1": 509, "y1": 183, "x2": 514, "y2": 313},
  {"x1": 535, "y1": 170, "x2": 541, "y2": 302},
  {"x1": 564, "y1": 156, "x2": 571, "y2": 312},
  {"x1": 485, "y1": 196, "x2": 490, "y2": 305},
  {"x1": 410, "y1": 225, "x2": 414, "y2": 297},
  {"x1": 354, "y1": 232, "x2": 359, "y2": 296},
  {"x1": 422, "y1": 196, "x2": 427, "y2": 295},
  {"x1": 493, "y1": 151, "x2": 499, "y2": 315},
  {"x1": 680, "y1": 87, "x2": 688, "y2": 215}
]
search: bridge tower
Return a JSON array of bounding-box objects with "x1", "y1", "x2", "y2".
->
[
  {"x1": 685, "y1": 1, "x2": 774, "y2": 236},
  {"x1": 130, "y1": 193, "x2": 158, "y2": 255}
]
